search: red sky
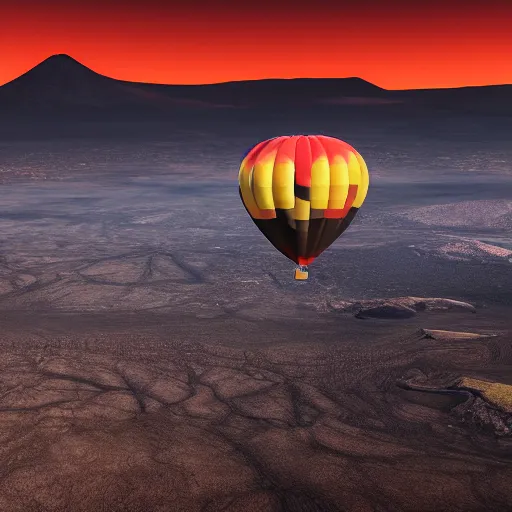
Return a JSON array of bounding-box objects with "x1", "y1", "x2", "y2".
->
[{"x1": 1, "y1": 0, "x2": 511, "y2": 89}]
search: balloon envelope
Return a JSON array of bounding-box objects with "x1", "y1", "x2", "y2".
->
[{"x1": 238, "y1": 135, "x2": 369, "y2": 267}]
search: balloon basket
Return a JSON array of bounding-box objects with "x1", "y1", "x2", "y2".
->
[{"x1": 294, "y1": 265, "x2": 309, "y2": 280}]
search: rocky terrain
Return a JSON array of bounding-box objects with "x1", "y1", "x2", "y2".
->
[{"x1": 0, "y1": 302, "x2": 511, "y2": 511}]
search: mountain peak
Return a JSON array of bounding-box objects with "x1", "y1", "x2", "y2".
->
[
  {"x1": 44, "y1": 53, "x2": 79, "y2": 60},
  {"x1": 40, "y1": 54, "x2": 88, "y2": 66},
  {"x1": 4, "y1": 54, "x2": 104, "y2": 88},
  {"x1": 32, "y1": 54, "x2": 100, "y2": 75}
]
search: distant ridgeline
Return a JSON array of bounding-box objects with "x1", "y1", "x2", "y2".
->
[{"x1": 0, "y1": 54, "x2": 511, "y2": 121}]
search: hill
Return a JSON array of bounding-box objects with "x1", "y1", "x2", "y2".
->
[{"x1": 1, "y1": 54, "x2": 511, "y2": 121}]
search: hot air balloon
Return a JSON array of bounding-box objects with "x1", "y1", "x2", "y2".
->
[{"x1": 238, "y1": 135, "x2": 369, "y2": 280}]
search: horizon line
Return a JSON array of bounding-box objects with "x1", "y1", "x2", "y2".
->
[{"x1": 2, "y1": 53, "x2": 511, "y2": 92}]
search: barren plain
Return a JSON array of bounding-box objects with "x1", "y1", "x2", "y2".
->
[{"x1": 0, "y1": 123, "x2": 511, "y2": 511}]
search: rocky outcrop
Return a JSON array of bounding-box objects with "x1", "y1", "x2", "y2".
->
[
  {"x1": 420, "y1": 329, "x2": 494, "y2": 340},
  {"x1": 398, "y1": 373, "x2": 512, "y2": 437},
  {"x1": 454, "y1": 377, "x2": 512, "y2": 413},
  {"x1": 355, "y1": 304, "x2": 417, "y2": 319},
  {"x1": 453, "y1": 397, "x2": 512, "y2": 437},
  {"x1": 328, "y1": 296, "x2": 477, "y2": 319}
]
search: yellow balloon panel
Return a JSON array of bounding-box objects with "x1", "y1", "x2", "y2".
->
[
  {"x1": 353, "y1": 152, "x2": 370, "y2": 208},
  {"x1": 327, "y1": 156, "x2": 350, "y2": 210},
  {"x1": 253, "y1": 154, "x2": 276, "y2": 210},
  {"x1": 239, "y1": 162, "x2": 261, "y2": 218},
  {"x1": 310, "y1": 156, "x2": 330, "y2": 209},
  {"x1": 272, "y1": 160, "x2": 295, "y2": 209}
]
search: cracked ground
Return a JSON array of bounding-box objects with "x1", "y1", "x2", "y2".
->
[{"x1": 0, "y1": 129, "x2": 511, "y2": 511}]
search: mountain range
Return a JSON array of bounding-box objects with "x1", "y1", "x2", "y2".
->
[{"x1": 1, "y1": 54, "x2": 511, "y2": 120}]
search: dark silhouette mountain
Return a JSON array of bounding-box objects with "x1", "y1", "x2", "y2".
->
[
  {"x1": 0, "y1": 54, "x2": 391, "y2": 120},
  {"x1": 1, "y1": 54, "x2": 511, "y2": 121},
  {"x1": 0, "y1": 54, "x2": 212, "y2": 117}
]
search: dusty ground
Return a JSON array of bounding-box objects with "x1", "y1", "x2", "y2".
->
[{"x1": 0, "y1": 126, "x2": 511, "y2": 511}]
